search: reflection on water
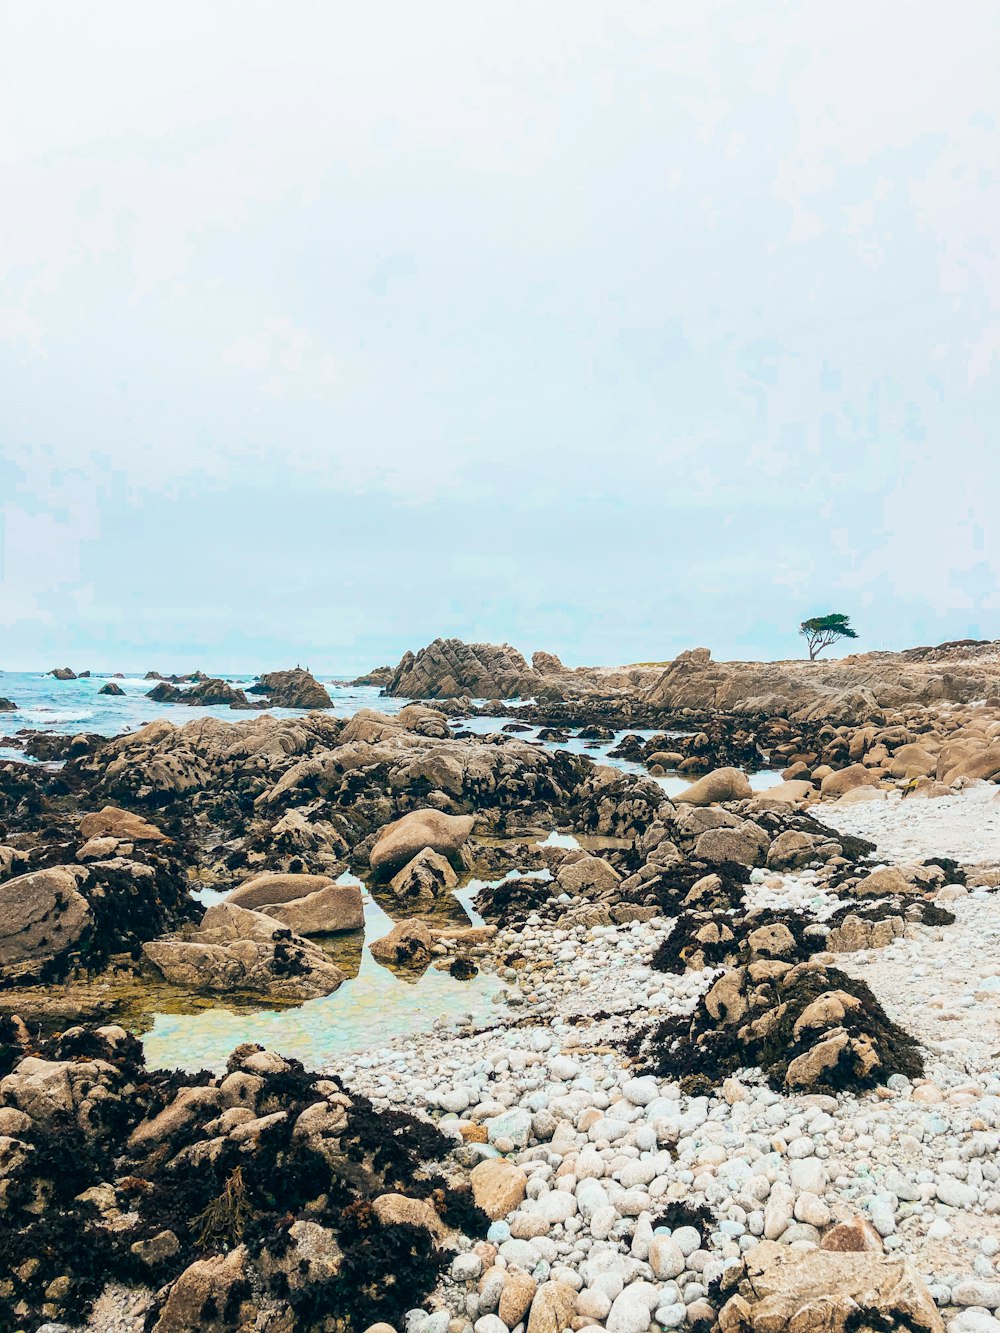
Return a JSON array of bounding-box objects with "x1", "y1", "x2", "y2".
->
[{"x1": 141, "y1": 875, "x2": 506, "y2": 1073}]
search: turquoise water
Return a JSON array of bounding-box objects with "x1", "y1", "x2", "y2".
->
[{"x1": 143, "y1": 878, "x2": 507, "y2": 1073}]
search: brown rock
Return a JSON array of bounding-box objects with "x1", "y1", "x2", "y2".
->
[
  {"x1": 371, "y1": 1192, "x2": 447, "y2": 1239},
  {"x1": 260, "y1": 882, "x2": 364, "y2": 935},
  {"x1": 368, "y1": 918, "x2": 436, "y2": 967},
  {"x1": 717, "y1": 1241, "x2": 941, "y2": 1332},
  {"x1": 500, "y1": 1271, "x2": 538, "y2": 1326},
  {"x1": 555, "y1": 855, "x2": 622, "y2": 896},
  {"x1": 389, "y1": 848, "x2": 458, "y2": 899},
  {"x1": 152, "y1": 1247, "x2": 252, "y2": 1332},
  {"x1": 821, "y1": 1215, "x2": 885, "y2": 1253},
  {"x1": 78, "y1": 806, "x2": 167, "y2": 842},
  {"x1": 784, "y1": 1030, "x2": 850, "y2": 1088},
  {"x1": 470, "y1": 1159, "x2": 528, "y2": 1220},
  {"x1": 369, "y1": 809, "x2": 475, "y2": 877},
  {"x1": 228, "y1": 872, "x2": 335, "y2": 910},
  {"x1": 526, "y1": 1280, "x2": 578, "y2": 1333},
  {"x1": 747, "y1": 923, "x2": 797, "y2": 959},
  {"x1": 676, "y1": 767, "x2": 754, "y2": 805},
  {"x1": 695, "y1": 822, "x2": 771, "y2": 867},
  {"x1": 820, "y1": 764, "x2": 883, "y2": 797}
]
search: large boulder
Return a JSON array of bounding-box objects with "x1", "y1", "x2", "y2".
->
[
  {"x1": 0, "y1": 697, "x2": 18, "y2": 712},
  {"x1": 152, "y1": 1248, "x2": 253, "y2": 1333},
  {"x1": 755, "y1": 779, "x2": 815, "y2": 806},
  {"x1": 369, "y1": 809, "x2": 475, "y2": 878},
  {"x1": 555, "y1": 854, "x2": 622, "y2": 896},
  {"x1": 0, "y1": 866, "x2": 92, "y2": 973},
  {"x1": 249, "y1": 668, "x2": 333, "y2": 710},
  {"x1": 695, "y1": 821, "x2": 771, "y2": 867},
  {"x1": 227, "y1": 872, "x2": 335, "y2": 910},
  {"x1": 143, "y1": 903, "x2": 344, "y2": 1000},
  {"x1": 260, "y1": 882, "x2": 364, "y2": 935},
  {"x1": 939, "y1": 741, "x2": 1000, "y2": 785},
  {"x1": 676, "y1": 767, "x2": 753, "y2": 805},
  {"x1": 820, "y1": 764, "x2": 884, "y2": 797},
  {"x1": 98, "y1": 682, "x2": 125, "y2": 696},
  {"x1": 78, "y1": 806, "x2": 167, "y2": 843},
  {"x1": 717, "y1": 1240, "x2": 943, "y2": 1331},
  {"x1": 389, "y1": 849, "x2": 458, "y2": 900}
]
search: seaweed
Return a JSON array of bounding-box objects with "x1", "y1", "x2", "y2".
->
[{"x1": 627, "y1": 963, "x2": 923, "y2": 1094}]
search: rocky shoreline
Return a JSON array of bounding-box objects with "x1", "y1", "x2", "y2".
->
[{"x1": 0, "y1": 638, "x2": 999, "y2": 1331}]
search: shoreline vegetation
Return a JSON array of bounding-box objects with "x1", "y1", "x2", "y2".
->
[{"x1": 1, "y1": 636, "x2": 999, "y2": 1331}]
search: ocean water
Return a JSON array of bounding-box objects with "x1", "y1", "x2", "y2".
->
[
  {"x1": 1, "y1": 670, "x2": 780, "y2": 1070},
  {"x1": 0, "y1": 670, "x2": 409, "y2": 760}
]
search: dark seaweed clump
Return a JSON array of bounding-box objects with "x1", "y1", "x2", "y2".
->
[
  {"x1": 627, "y1": 963, "x2": 923, "y2": 1095},
  {"x1": 0, "y1": 1031, "x2": 468, "y2": 1331}
]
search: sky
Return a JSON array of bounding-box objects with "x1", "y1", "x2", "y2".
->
[{"x1": 1, "y1": 1, "x2": 998, "y2": 673}]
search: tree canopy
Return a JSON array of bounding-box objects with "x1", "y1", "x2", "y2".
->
[{"x1": 799, "y1": 613, "x2": 859, "y2": 660}]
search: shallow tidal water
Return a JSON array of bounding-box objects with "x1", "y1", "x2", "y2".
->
[
  {"x1": 2, "y1": 671, "x2": 781, "y2": 1071},
  {"x1": 143, "y1": 880, "x2": 507, "y2": 1074}
]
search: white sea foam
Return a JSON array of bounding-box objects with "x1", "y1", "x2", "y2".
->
[{"x1": 18, "y1": 708, "x2": 95, "y2": 724}]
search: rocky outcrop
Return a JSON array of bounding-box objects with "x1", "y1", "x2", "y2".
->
[
  {"x1": 628, "y1": 959, "x2": 922, "y2": 1095},
  {"x1": 0, "y1": 815, "x2": 197, "y2": 982},
  {"x1": 645, "y1": 646, "x2": 1000, "y2": 724},
  {"x1": 383, "y1": 638, "x2": 536, "y2": 699},
  {"x1": 717, "y1": 1240, "x2": 944, "y2": 1331},
  {"x1": 350, "y1": 665, "x2": 393, "y2": 687},
  {"x1": 143, "y1": 902, "x2": 345, "y2": 999},
  {"x1": 248, "y1": 667, "x2": 333, "y2": 710},
  {"x1": 98, "y1": 681, "x2": 125, "y2": 695},
  {"x1": 148, "y1": 676, "x2": 254, "y2": 708},
  {"x1": 0, "y1": 697, "x2": 16, "y2": 712},
  {"x1": 49, "y1": 667, "x2": 77, "y2": 680},
  {"x1": 532, "y1": 650, "x2": 565, "y2": 673}
]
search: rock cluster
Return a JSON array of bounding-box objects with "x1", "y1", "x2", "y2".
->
[
  {"x1": 0, "y1": 1025, "x2": 481, "y2": 1330},
  {"x1": 383, "y1": 639, "x2": 540, "y2": 700}
]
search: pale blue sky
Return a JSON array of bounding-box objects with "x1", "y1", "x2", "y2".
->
[{"x1": 1, "y1": 1, "x2": 997, "y2": 672}]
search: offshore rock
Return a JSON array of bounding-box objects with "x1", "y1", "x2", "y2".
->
[
  {"x1": 248, "y1": 667, "x2": 333, "y2": 710},
  {"x1": 384, "y1": 638, "x2": 536, "y2": 700}
]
